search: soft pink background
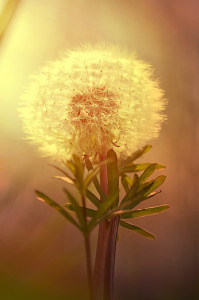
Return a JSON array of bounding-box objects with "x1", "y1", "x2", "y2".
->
[{"x1": 0, "y1": 1, "x2": 198, "y2": 299}]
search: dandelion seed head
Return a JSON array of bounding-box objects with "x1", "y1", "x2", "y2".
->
[{"x1": 19, "y1": 45, "x2": 167, "y2": 162}]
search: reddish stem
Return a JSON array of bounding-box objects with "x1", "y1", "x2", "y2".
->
[
  {"x1": 82, "y1": 195, "x2": 94, "y2": 300},
  {"x1": 104, "y1": 215, "x2": 120, "y2": 300},
  {"x1": 93, "y1": 153, "x2": 109, "y2": 300}
]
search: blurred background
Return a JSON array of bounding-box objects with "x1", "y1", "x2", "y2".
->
[{"x1": 0, "y1": 0, "x2": 199, "y2": 299}]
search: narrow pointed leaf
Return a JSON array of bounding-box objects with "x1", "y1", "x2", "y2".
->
[
  {"x1": 142, "y1": 175, "x2": 166, "y2": 197},
  {"x1": 66, "y1": 160, "x2": 76, "y2": 175},
  {"x1": 120, "y1": 193, "x2": 145, "y2": 210},
  {"x1": 120, "y1": 163, "x2": 165, "y2": 174},
  {"x1": 84, "y1": 155, "x2": 93, "y2": 171},
  {"x1": 121, "y1": 176, "x2": 166, "y2": 210},
  {"x1": 124, "y1": 175, "x2": 133, "y2": 186},
  {"x1": 50, "y1": 164, "x2": 74, "y2": 181},
  {"x1": 85, "y1": 156, "x2": 105, "y2": 200},
  {"x1": 65, "y1": 160, "x2": 75, "y2": 174},
  {"x1": 83, "y1": 166, "x2": 100, "y2": 191},
  {"x1": 107, "y1": 149, "x2": 119, "y2": 206},
  {"x1": 121, "y1": 175, "x2": 130, "y2": 193},
  {"x1": 54, "y1": 176, "x2": 74, "y2": 184},
  {"x1": 86, "y1": 189, "x2": 100, "y2": 208},
  {"x1": 120, "y1": 220, "x2": 155, "y2": 239},
  {"x1": 146, "y1": 190, "x2": 161, "y2": 200},
  {"x1": 119, "y1": 145, "x2": 152, "y2": 170},
  {"x1": 72, "y1": 154, "x2": 84, "y2": 190},
  {"x1": 120, "y1": 174, "x2": 139, "y2": 206},
  {"x1": 36, "y1": 191, "x2": 80, "y2": 230},
  {"x1": 121, "y1": 205, "x2": 169, "y2": 219},
  {"x1": 140, "y1": 163, "x2": 157, "y2": 183},
  {"x1": 65, "y1": 203, "x2": 96, "y2": 217},
  {"x1": 130, "y1": 145, "x2": 152, "y2": 161},
  {"x1": 121, "y1": 174, "x2": 133, "y2": 193},
  {"x1": 137, "y1": 179, "x2": 154, "y2": 192},
  {"x1": 87, "y1": 205, "x2": 121, "y2": 231},
  {"x1": 120, "y1": 181, "x2": 156, "y2": 210},
  {"x1": 63, "y1": 188, "x2": 85, "y2": 229},
  {"x1": 88, "y1": 193, "x2": 118, "y2": 231}
]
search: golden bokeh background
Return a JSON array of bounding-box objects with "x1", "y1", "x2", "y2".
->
[{"x1": 0, "y1": 0, "x2": 198, "y2": 299}]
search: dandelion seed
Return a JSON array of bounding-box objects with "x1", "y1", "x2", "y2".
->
[{"x1": 19, "y1": 45, "x2": 167, "y2": 162}]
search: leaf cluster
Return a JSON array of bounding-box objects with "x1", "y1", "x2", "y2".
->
[{"x1": 36, "y1": 145, "x2": 169, "y2": 239}]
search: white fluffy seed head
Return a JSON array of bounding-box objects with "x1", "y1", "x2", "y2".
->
[{"x1": 19, "y1": 44, "x2": 167, "y2": 162}]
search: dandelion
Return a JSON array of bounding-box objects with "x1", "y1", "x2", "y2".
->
[
  {"x1": 19, "y1": 44, "x2": 166, "y2": 161},
  {"x1": 19, "y1": 44, "x2": 168, "y2": 300}
]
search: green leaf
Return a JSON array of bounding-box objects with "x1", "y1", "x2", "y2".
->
[
  {"x1": 50, "y1": 164, "x2": 74, "y2": 181},
  {"x1": 120, "y1": 220, "x2": 155, "y2": 239},
  {"x1": 141, "y1": 175, "x2": 166, "y2": 197},
  {"x1": 88, "y1": 193, "x2": 118, "y2": 231},
  {"x1": 120, "y1": 174, "x2": 139, "y2": 207},
  {"x1": 54, "y1": 176, "x2": 74, "y2": 184},
  {"x1": 120, "y1": 205, "x2": 169, "y2": 219},
  {"x1": 146, "y1": 190, "x2": 161, "y2": 200},
  {"x1": 119, "y1": 145, "x2": 152, "y2": 170},
  {"x1": 65, "y1": 203, "x2": 96, "y2": 217},
  {"x1": 139, "y1": 163, "x2": 157, "y2": 183},
  {"x1": 83, "y1": 166, "x2": 101, "y2": 191},
  {"x1": 121, "y1": 176, "x2": 166, "y2": 210},
  {"x1": 86, "y1": 189, "x2": 100, "y2": 208},
  {"x1": 120, "y1": 181, "x2": 154, "y2": 210},
  {"x1": 124, "y1": 175, "x2": 133, "y2": 186},
  {"x1": 84, "y1": 155, "x2": 93, "y2": 171},
  {"x1": 121, "y1": 174, "x2": 133, "y2": 193},
  {"x1": 120, "y1": 193, "x2": 145, "y2": 210},
  {"x1": 36, "y1": 190, "x2": 80, "y2": 230},
  {"x1": 72, "y1": 154, "x2": 84, "y2": 190},
  {"x1": 107, "y1": 149, "x2": 119, "y2": 206},
  {"x1": 121, "y1": 175, "x2": 130, "y2": 193},
  {"x1": 120, "y1": 163, "x2": 165, "y2": 174},
  {"x1": 130, "y1": 145, "x2": 152, "y2": 161},
  {"x1": 137, "y1": 179, "x2": 154, "y2": 192},
  {"x1": 66, "y1": 160, "x2": 76, "y2": 175},
  {"x1": 84, "y1": 156, "x2": 105, "y2": 200},
  {"x1": 63, "y1": 188, "x2": 85, "y2": 229}
]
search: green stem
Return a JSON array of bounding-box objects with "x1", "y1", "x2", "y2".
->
[
  {"x1": 93, "y1": 153, "x2": 109, "y2": 300},
  {"x1": 82, "y1": 195, "x2": 94, "y2": 300}
]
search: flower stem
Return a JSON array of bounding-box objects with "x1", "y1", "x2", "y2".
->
[
  {"x1": 82, "y1": 195, "x2": 94, "y2": 300},
  {"x1": 93, "y1": 153, "x2": 109, "y2": 300},
  {"x1": 104, "y1": 215, "x2": 120, "y2": 300}
]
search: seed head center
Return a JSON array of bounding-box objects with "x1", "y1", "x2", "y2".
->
[{"x1": 69, "y1": 87, "x2": 118, "y2": 129}]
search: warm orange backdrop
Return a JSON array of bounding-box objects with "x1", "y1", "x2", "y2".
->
[{"x1": 0, "y1": 1, "x2": 198, "y2": 299}]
